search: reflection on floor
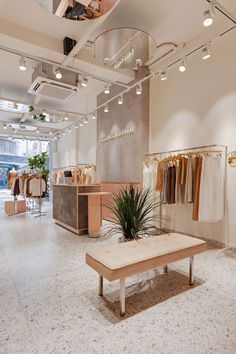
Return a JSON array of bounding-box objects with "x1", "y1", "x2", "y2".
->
[{"x1": 0, "y1": 200, "x2": 236, "y2": 354}]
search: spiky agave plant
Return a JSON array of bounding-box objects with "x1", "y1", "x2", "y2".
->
[{"x1": 104, "y1": 184, "x2": 162, "y2": 241}]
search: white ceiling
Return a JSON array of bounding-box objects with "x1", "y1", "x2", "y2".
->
[{"x1": 0, "y1": 0, "x2": 235, "y2": 138}]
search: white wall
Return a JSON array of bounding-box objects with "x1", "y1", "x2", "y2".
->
[
  {"x1": 150, "y1": 29, "x2": 236, "y2": 246},
  {"x1": 79, "y1": 119, "x2": 97, "y2": 164},
  {"x1": 57, "y1": 130, "x2": 77, "y2": 167}
]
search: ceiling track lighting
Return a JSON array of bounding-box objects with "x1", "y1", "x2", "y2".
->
[
  {"x1": 91, "y1": 112, "x2": 96, "y2": 120},
  {"x1": 178, "y1": 58, "x2": 186, "y2": 72},
  {"x1": 19, "y1": 56, "x2": 26, "y2": 71},
  {"x1": 104, "y1": 84, "x2": 110, "y2": 95},
  {"x1": 160, "y1": 71, "x2": 168, "y2": 81},
  {"x1": 118, "y1": 94, "x2": 123, "y2": 105},
  {"x1": 54, "y1": 67, "x2": 62, "y2": 80},
  {"x1": 79, "y1": 122, "x2": 83, "y2": 127},
  {"x1": 136, "y1": 83, "x2": 142, "y2": 95},
  {"x1": 202, "y1": 43, "x2": 211, "y2": 60},
  {"x1": 83, "y1": 117, "x2": 89, "y2": 124},
  {"x1": 74, "y1": 124, "x2": 79, "y2": 129},
  {"x1": 104, "y1": 104, "x2": 109, "y2": 113},
  {"x1": 81, "y1": 77, "x2": 88, "y2": 87},
  {"x1": 203, "y1": 1, "x2": 215, "y2": 27}
]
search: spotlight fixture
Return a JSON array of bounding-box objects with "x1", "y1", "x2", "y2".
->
[
  {"x1": 81, "y1": 77, "x2": 88, "y2": 87},
  {"x1": 49, "y1": 131, "x2": 53, "y2": 135},
  {"x1": 79, "y1": 122, "x2": 83, "y2": 127},
  {"x1": 160, "y1": 71, "x2": 168, "y2": 81},
  {"x1": 83, "y1": 117, "x2": 88, "y2": 124},
  {"x1": 104, "y1": 57, "x2": 109, "y2": 66},
  {"x1": 8, "y1": 136, "x2": 12, "y2": 140},
  {"x1": 202, "y1": 43, "x2": 211, "y2": 60},
  {"x1": 118, "y1": 95, "x2": 123, "y2": 105},
  {"x1": 3, "y1": 125, "x2": 7, "y2": 130},
  {"x1": 36, "y1": 129, "x2": 39, "y2": 134},
  {"x1": 136, "y1": 83, "x2": 142, "y2": 95},
  {"x1": 74, "y1": 124, "x2": 79, "y2": 129},
  {"x1": 104, "y1": 84, "x2": 110, "y2": 95},
  {"x1": 91, "y1": 112, "x2": 96, "y2": 120},
  {"x1": 64, "y1": 115, "x2": 69, "y2": 121},
  {"x1": 179, "y1": 58, "x2": 186, "y2": 72},
  {"x1": 203, "y1": 9, "x2": 213, "y2": 27},
  {"x1": 68, "y1": 128, "x2": 72, "y2": 133},
  {"x1": 62, "y1": 131, "x2": 66, "y2": 136},
  {"x1": 19, "y1": 56, "x2": 26, "y2": 71},
  {"x1": 54, "y1": 67, "x2": 62, "y2": 80},
  {"x1": 104, "y1": 104, "x2": 109, "y2": 113},
  {"x1": 136, "y1": 59, "x2": 142, "y2": 68}
]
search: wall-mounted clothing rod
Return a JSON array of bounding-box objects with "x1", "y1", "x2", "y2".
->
[
  {"x1": 52, "y1": 164, "x2": 95, "y2": 170},
  {"x1": 146, "y1": 144, "x2": 227, "y2": 157}
]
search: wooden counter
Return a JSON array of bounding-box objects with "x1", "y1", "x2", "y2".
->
[{"x1": 53, "y1": 184, "x2": 103, "y2": 235}]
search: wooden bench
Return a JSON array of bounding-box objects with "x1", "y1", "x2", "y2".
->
[{"x1": 86, "y1": 233, "x2": 207, "y2": 316}]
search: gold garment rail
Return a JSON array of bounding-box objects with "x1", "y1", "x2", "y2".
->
[{"x1": 146, "y1": 144, "x2": 227, "y2": 157}]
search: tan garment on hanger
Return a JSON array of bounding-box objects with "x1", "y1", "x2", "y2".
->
[
  {"x1": 156, "y1": 161, "x2": 164, "y2": 192},
  {"x1": 192, "y1": 156, "x2": 202, "y2": 221}
]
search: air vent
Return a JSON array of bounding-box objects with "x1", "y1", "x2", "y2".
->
[{"x1": 29, "y1": 77, "x2": 77, "y2": 101}]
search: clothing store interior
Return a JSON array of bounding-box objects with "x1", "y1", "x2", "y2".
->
[{"x1": 1, "y1": 1, "x2": 236, "y2": 353}]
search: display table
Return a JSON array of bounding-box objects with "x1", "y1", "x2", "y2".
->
[{"x1": 53, "y1": 184, "x2": 110, "y2": 236}]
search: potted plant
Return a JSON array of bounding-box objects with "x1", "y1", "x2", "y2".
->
[{"x1": 104, "y1": 184, "x2": 163, "y2": 242}]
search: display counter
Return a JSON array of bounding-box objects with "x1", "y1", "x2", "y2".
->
[{"x1": 53, "y1": 184, "x2": 109, "y2": 236}]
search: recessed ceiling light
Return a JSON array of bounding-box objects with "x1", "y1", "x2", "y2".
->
[{"x1": 19, "y1": 56, "x2": 26, "y2": 71}]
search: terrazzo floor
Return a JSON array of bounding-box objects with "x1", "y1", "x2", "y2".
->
[{"x1": 0, "y1": 199, "x2": 236, "y2": 354}]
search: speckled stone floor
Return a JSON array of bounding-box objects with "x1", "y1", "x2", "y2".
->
[{"x1": 0, "y1": 200, "x2": 236, "y2": 354}]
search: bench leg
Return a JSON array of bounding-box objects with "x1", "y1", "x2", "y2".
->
[
  {"x1": 164, "y1": 265, "x2": 168, "y2": 274},
  {"x1": 99, "y1": 275, "x2": 103, "y2": 296},
  {"x1": 189, "y1": 256, "x2": 194, "y2": 286},
  {"x1": 120, "y1": 278, "x2": 125, "y2": 316}
]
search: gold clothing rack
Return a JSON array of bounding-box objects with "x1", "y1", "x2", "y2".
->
[
  {"x1": 146, "y1": 144, "x2": 227, "y2": 157},
  {"x1": 144, "y1": 144, "x2": 228, "y2": 235}
]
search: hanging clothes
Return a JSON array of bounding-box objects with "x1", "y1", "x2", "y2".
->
[
  {"x1": 198, "y1": 154, "x2": 224, "y2": 222},
  {"x1": 192, "y1": 156, "x2": 202, "y2": 221}
]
